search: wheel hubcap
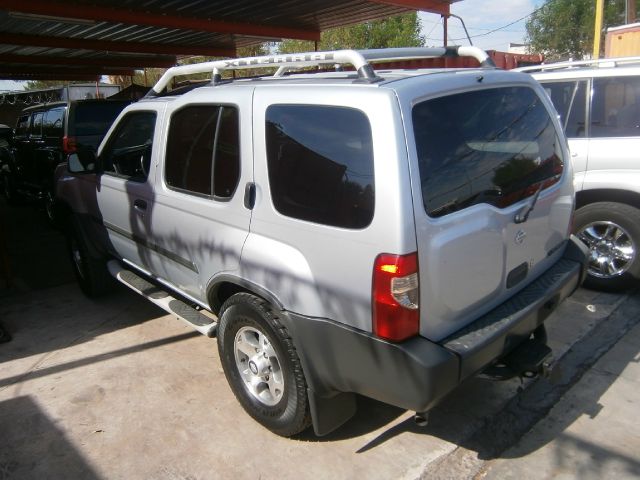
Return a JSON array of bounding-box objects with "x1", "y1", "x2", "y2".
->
[
  {"x1": 577, "y1": 220, "x2": 636, "y2": 279},
  {"x1": 234, "y1": 326, "x2": 284, "y2": 406},
  {"x1": 45, "y1": 193, "x2": 54, "y2": 221}
]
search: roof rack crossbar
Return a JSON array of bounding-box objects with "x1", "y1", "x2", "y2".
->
[{"x1": 146, "y1": 46, "x2": 495, "y2": 97}]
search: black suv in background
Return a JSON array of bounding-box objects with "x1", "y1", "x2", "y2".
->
[{"x1": 0, "y1": 99, "x2": 131, "y2": 218}]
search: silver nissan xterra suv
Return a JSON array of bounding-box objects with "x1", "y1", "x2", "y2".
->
[{"x1": 55, "y1": 47, "x2": 587, "y2": 437}]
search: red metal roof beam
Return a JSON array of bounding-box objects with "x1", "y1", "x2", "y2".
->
[
  {"x1": 0, "y1": 66, "x2": 135, "y2": 77},
  {"x1": 0, "y1": 53, "x2": 176, "y2": 69},
  {"x1": 0, "y1": 33, "x2": 235, "y2": 57},
  {"x1": 0, "y1": 0, "x2": 321, "y2": 41},
  {"x1": 368, "y1": 0, "x2": 452, "y2": 15}
]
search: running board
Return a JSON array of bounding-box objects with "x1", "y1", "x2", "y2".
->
[{"x1": 107, "y1": 261, "x2": 217, "y2": 337}]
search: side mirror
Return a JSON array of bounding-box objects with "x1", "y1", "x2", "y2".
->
[{"x1": 67, "y1": 148, "x2": 97, "y2": 174}]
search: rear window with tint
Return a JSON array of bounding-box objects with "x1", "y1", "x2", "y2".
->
[
  {"x1": 71, "y1": 102, "x2": 130, "y2": 136},
  {"x1": 412, "y1": 86, "x2": 564, "y2": 218},
  {"x1": 266, "y1": 105, "x2": 374, "y2": 229}
]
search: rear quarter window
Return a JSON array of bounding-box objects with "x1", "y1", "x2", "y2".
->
[
  {"x1": 265, "y1": 105, "x2": 374, "y2": 229},
  {"x1": 412, "y1": 86, "x2": 564, "y2": 218}
]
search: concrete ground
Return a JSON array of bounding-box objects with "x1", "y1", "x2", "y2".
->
[
  {"x1": 481, "y1": 322, "x2": 640, "y2": 480},
  {"x1": 0, "y1": 200, "x2": 639, "y2": 479}
]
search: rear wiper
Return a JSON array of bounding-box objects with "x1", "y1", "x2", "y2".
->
[{"x1": 514, "y1": 184, "x2": 543, "y2": 224}]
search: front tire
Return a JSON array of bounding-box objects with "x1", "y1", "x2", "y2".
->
[
  {"x1": 217, "y1": 293, "x2": 311, "y2": 437},
  {"x1": 66, "y1": 219, "x2": 114, "y2": 297},
  {"x1": 574, "y1": 202, "x2": 640, "y2": 290}
]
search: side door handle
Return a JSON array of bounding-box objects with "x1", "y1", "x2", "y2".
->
[{"x1": 244, "y1": 182, "x2": 256, "y2": 210}]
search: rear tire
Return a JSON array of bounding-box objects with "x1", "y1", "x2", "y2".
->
[
  {"x1": 66, "y1": 219, "x2": 114, "y2": 297},
  {"x1": 217, "y1": 293, "x2": 311, "y2": 437},
  {"x1": 574, "y1": 202, "x2": 640, "y2": 291}
]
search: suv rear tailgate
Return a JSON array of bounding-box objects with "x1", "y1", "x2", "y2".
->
[{"x1": 404, "y1": 78, "x2": 574, "y2": 341}]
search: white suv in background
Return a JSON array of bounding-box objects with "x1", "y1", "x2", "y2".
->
[{"x1": 519, "y1": 58, "x2": 640, "y2": 290}]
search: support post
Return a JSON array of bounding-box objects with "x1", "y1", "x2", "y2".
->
[
  {"x1": 443, "y1": 14, "x2": 448, "y2": 47},
  {"x1": 593, "y1": 0, "x2": 605, "y2": 59},
  {"x1": 443, "y1": 14, "x2": 448, "y2": 68},
  {"x1": 627, "y1": 0, "x2": 637, "y2": 23}
]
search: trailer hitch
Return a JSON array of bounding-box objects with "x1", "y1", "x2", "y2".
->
[{"x1": 481, "y1": 326, "x2": 554, "y2": 381}]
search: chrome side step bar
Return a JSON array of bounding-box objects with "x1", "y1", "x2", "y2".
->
[{"x1": 107, "y1": 260, "x2": 218, "y2": 337}]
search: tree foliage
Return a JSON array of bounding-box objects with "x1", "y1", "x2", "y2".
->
[
  {"x1": 277, "y1": 13, "x2": 424, "y2": 53},
  {"x1": 526, "y1": 0, "x2": 632, "y2": 60}
]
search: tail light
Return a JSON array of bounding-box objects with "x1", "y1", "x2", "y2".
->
[
  {"x1": 372, "y1": 252, "x2": 420, "y2": 342},
  {"x1": 63, "y1": 136, "x2": 77, "y2": 154}
]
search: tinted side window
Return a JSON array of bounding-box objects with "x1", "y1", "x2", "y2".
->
[
  {"x1": 31, "y1": 112, "x2": 44, "y2": 138},
  {"x1": 165, "y1": 105, "x2": 241, "y2": 198},
  {"x1": 591, "y1": 76, "x2": 640, "y2": 137},
  {"x1": 165, "y1": 105, "x2": 219, "y2": 196},
  {"x1": 213, "y1": 107, "x2": 240, "y2": 198},
  {"x1": 101, "y1": 111, "x2": 156, "y2": 181},
  {"x1": 266, "y1": 105, "x2": 374, "y2": 229},
  {"x1": 542, "y1": 80, "x2": 587, "y2": 138},
  {"x1": 44, "y1": 107, "x2": 65, "y2": 138},
  {"x1": 413, "y1": 87, "x2": 564, "y2": 218}
]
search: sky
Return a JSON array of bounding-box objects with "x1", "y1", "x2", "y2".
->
[{"x1": 419, "y1": 0, "x2": 545, "y2": 51}]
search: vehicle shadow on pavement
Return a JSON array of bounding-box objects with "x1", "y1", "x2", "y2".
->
[
  {"x1": 0, "y1": 196, "x2": 177, "y2": 362},
  {"x1": 0, "y1": 200, "x2": 74, "y2": 293},
  {"x1": 0, "y1": 286, "x2": 175, "y2": 364},
  {"x1": 295, "y1": 374, "x2": 523, "y2": 447},
  {"x1": 0, "y1": 396, "x2": 101, "y2": 479}
]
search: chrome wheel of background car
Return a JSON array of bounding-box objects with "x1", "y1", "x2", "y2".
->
[
  {"x1": 44, "y1": 192, "x2": 55, "y2": 223},
  {"x1": 233, "y1": 326, "x2": 284, "y2": 407},
  {"x1": 576, "y1": 220, "x2": 635, "y2": 279}
]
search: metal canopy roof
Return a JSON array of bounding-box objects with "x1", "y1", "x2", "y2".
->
[{"x1": 0, "y1": 0, "x2": 458, "y2": 81}]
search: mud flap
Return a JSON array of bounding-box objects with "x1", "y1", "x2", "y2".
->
[{"x1": 308, "y1": 389, "x2": 357, "y2": 436}]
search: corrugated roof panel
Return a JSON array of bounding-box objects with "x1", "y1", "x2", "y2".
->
[{"x1": 0, "y1": 0, "x2": 457, "y2": 79}]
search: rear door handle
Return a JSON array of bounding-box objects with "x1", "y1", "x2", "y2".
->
[{"x1": 134, "y1": 199, "x2": 147, "y2": 212}]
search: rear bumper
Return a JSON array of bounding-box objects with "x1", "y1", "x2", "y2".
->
[{"x1": 284, "y1": 236, "x2": 587, "y2": 417}]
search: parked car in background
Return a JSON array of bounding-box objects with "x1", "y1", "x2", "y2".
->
[
  {"x1": 56, "y1": 47, "x2": 586, "y2": 436},
  {"x1": 518, "y1": 58, "x2": 640, "y2": 290},
  {"x1": 0, "y1": 99, "x2": 131, "y2": 219}
]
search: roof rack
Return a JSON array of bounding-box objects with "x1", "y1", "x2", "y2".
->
[
  {"x1": 146, "y1": 46, "x2": 495, "y2": 97},
  {"x1": 516, "y1": 55, "x2": 640, "y2": 73}
]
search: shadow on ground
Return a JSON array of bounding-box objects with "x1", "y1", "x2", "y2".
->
[{"x1": 0, "y1": 396, "x2": 101, "y2": 479}]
